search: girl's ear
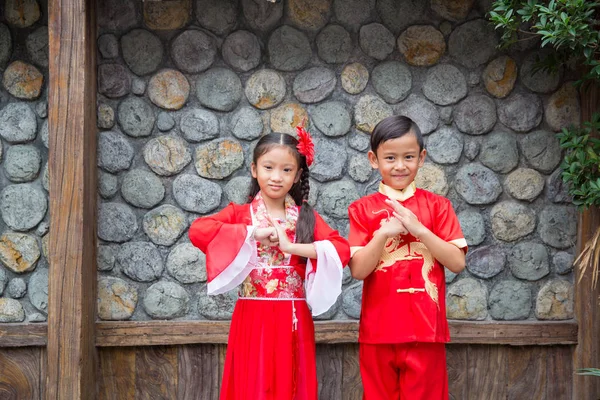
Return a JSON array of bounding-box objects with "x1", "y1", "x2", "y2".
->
[
  {"x1": 367, "y1": 151, "x2": 379, "y2": 169},
  {"x1": 251, "y1": 162, "x2": 258, "y2": 178},
  {"x1": 294, "y1": 168, "x2": 303, "y2": 183}
]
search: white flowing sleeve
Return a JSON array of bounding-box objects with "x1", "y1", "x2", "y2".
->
[{"x1": 304, "y1": 240, "x2": 344, "y2": 316}]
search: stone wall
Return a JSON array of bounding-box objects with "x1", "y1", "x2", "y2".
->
[{"x1": 0, "y1": 0, "x2": 579, "y2": 323}]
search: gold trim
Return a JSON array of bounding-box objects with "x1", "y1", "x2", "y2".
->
[
  {"x1": 350, "y1": 246, "x2": 364, "y2": 257},
  {"x1": 450, "y1": 238, "x2": 468, "y2": 250},
  {"x1": 396, "y1": 287, "x2": 425, "y2": 294},
  {"x1": 378, "y1": 181, "x2": 416, "y2": 202}
]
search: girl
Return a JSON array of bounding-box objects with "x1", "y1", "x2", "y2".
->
[{"x1": 189, "y1": 127, "x2": 350, "y2": 400}]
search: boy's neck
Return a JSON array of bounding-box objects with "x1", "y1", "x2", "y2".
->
[{"x1": 379, "y1": 181, "x2": 416, "y2": 202}]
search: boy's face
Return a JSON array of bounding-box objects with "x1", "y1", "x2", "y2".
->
[{"x1": 368, "y1": 133, "x2": 426, "y2": 191}]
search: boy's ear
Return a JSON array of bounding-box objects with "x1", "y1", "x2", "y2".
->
[
  {"x1": 367, "y1": 151, "x2": 379, "y2": 169},
  {"x1": 294, "y1": 168, "x2": 303, "y2": 183},
  {"x1": 251, "y1": 162, "x2": 257, "y2": 178},
  {"x1": 418, "y1": 149, "x2": 427, "y2": 167}
]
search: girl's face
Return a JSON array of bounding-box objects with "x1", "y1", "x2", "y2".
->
[{"x1": 251, "y1": 146, "x2": 302, "y2": 203}]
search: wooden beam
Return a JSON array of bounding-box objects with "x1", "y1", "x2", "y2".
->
[
  {"x1": 0, "y1": 324, "x2": 47, "y2": 347},
  {"x1": 47, "y1": 0, "x2": 98, "y2": 397}
]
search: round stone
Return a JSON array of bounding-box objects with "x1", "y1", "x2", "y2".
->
[
  {"x1": 415, "y1": 163, "x2": 448, "y2": 196},
  {"x1": 341, "y1": 63, "x2": 369, "y2": 95},
  {"x1": 348, "y1": 130, "x2": 370, "y2": 152},
  {"x1": 98, "y1": 64, "x2": 130, "y2": 99},
  {"x1": 479, "y1": 131, "x2": 519, "y2": 173},
  {"x1": 286, "y1": 0, "x2": 331, "y2": 31},
  {"x1": 198, "y1": 287, "x2": 238, "y2": 319},
  {"x1": 98, "y1": 0, "x2": 137, "y2": 31},
  {"x1": 376, "y1": 0, "x2": 427, "y2": 34},
  {"x1": 397, "y1": 25, "x2": 446, "y2": 67},
  {"x1": 547, "y1": 168, "x2": 571, "y2": 204},
  {"x1": 423, "y1": 64, "x2": 467, "y2": 106},
  {"x1": 98, "y1": 203, "x2": 138, "y2": 243},
  {"x1": 455, "y1": 163, "x2": 502, "y2": 205},
  {"x1": 426, "y1": 127, "x2": 463, "y2": 165},
  {"x1": 242, "y1": 0, "x2": 283, "y2": 32},
  {"x1": 270, "y1": 102, "x2": 308, "y2": 135},
  {"x1": 148, "y1": 69, "x2": 190, "y2": 110},
  {"x1": 28, "y1": 313, "x2": 46, "y2": 322},
  {"x1": 483, "y1": 56, "x2": 517, "y2": 98},
  {"x1": 519, "y1": 130, "x2": 562, "y2": 173},
  {"x1": 131, "y1": 76, "x2": 146, "y2": 95},
  {"x1": 454, "y1": 95, "x2": 497, "y2": 135},
  {"x1": 173, "y1": 174, "x2": 222, "y2": 214},
  {"x1": 538, "y1": 205, "x2": 577, "y2": 250},
  {"x1": 0, "y1": 24, "x2": 12, "y2": 68},
  {"x1": 0, "y1": 102, "x2": 37, "y2": 143},
  {"x1": 354, "y1": 95, "x2": 393, "y2": 133},
  {"x1": 490, "y1": 201, "x2": 536, "y2": 242},
  {"x1": 118, "y1": 97, "x2": 155, "y2": 137},
  {"x1": 0, "y1": 298, "x2": 25, "y2": 322},
  {"x1": 121, "y1": 169, "x2": 165, "y2": 209},
  {"x1": 448, "y1": 19, "x2": 498, "y2": 68},
  {"x1": 28, "y1": 268, "x2": 48, "y2": 315},
  {"x1": 180, "y1": 108, "x2": 219, "y2": 142},
  {"x1": 143, "y1": 0, "x2": 191, "y2": 30},
  {"x1": 316, "y1": 24, "x2": 352, "y2": 64},
  {"x1": 7, "y1": 278, "x2": 26, "y2": 298},
  {"x1": 5, "y1": 145, "x2": 41, "y2": 183},
  {"x1": 97, "y1": 131, "x2": 134, "y2": 173},
  {"x1": 157, "y1": 112, "x2": 175, "y2": 132},
  {"x1": 0, "y1": 268, "x2": 6, "y2": 296},
  {"x1": 143, "y1": 205, "x2": 187, "y2": 246},
  {"x1": 445, "y1": 269, "x2": 457, "y2": 284},
  {"x1": 97, "y1": 104, "x2": 115, "y2": 130},
  {"x1": 222, "y1": 30, "x2": 261, "y2": 72},
  {"x1": 431, "y1": 0, "x2": 475, "y2": 21},
  {"x1": 171, "y1": 30, "x2": 217, "y2": 74},
  {"x1": 359, "y1": 23, "x2": 395, "y2": 61},
  {"x1": 439, "y1": 106, "x2": 453, "y2": 125},
  {"x1": 117, "y1": 242, "x2": 164, "y2": 282},
  {"x1": 97, "y1": 276, "x2": 138, "y2": 320},
  {"x1": 508, "y1": 242, "x2": 550, "y2": 281},
  {"x1": 268, "y1": 26, "x2": 311, "y2": 72},
  {"x1": 311, "y1": 139, "x2": 347, "y2": 182},
  {"x1": 311, "y1": 101, "x2": 351, "y2": 137},
  {"x1": 314, "y1": 296, "x2": 341, "y2": 320},
  {"x1": 144, "y1": 281, "x2": 190, "y2": 319},
  {"x1": 26, "y1": 26, "x2": 48, "y2": 68},
  {"x1": 230, "y1": 107, "x2": 263, "y2": 141},
  {"x1": 196, "y1": 67, "x2": 242, "y2": 112},
  {"x1": 225, "y1": 176, "x2": 252, "y2": 204},
  {"x1": 245, "y1": 69, "x2": 286, "y2": 110},
  {"x1": 371, "y1": 61, "x2": 412, "y2": 104},
  {"x1": 97, "y1": 245, "x2": 116, "y2": 271},
  {"x1": 397, "y1": 94, "x2": 440, "y2": 135},
  {"x1": 318, "y1": 180, "x2": 360, "y2": 219},
  {"x1": 348, "y1": 154, "x2": 373, "y2": 183},
  {"x1": 3, "y1": 61, "x2": 43, "y2": 99},
  {"x1": 498, "y1": 92, "x2": 543, "y2": 132},
  {"x1": 489, "y1": 280, "x2": 532, "y2": 320},
  {"x1": 333, "y1": 0, "x2": 372, "y2": 29},
  {"x1": 505, "y1": 168, "x2": 544, "y2": 202},
  {"x1": 98, "y1": 34, "x2": 119, "y2": 59},
  {"x1": 196, "y1": 0, "x2": 237, "y2": 35},
  {"x1": 167, "y1": 243, "x2": 207, "y2": 284},
  {"x1": 458, "y1": 210, "x2": 485, "y2": 246},
  {"x1": 0, "y1": 232, "x2": 40, "y2": 273},
  {"x1": 293, "y1": 67, "x2": 336, "y2": 104},
  {"x1": 144, "y1": 135, "x2": 192, "y2": 176},
  {"x1": 5, "y1": 0, "x2": 40, "y2": 28},
  {"x1": 466, "y1": 245, "x2": 506, "y2": 279},
  {"x1": 446, "y1": 278, "x2": 488, "y2": 320},
  {"x1": 553, "y1": 252, "x2": 574, "y2": 275},
  {"x1": 194, "y1": 139, "x2": 244, "y2": 180},
  {"x1": 535, "y1": 280, "x2": 574, "y2": 320},
  {"x1": 121, "y1": 29, "x2": 163, "y2": 76},
  {"x1": 1, "y1": 184, "x2": 46, "y2": 231},
  {"x1": 545, "y1": 83, "x2": 580, "y2": 132},
  {"x1": 342, "y1": 282, "x2": 363, "y2": 319},
  {"x1": 520, "y1": 51, "x2": 561, "y2": 94}
]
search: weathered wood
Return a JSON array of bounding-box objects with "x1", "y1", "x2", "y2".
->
[
  {"x1": 547, "y1": 345, "x2": 573, "y2": 399},
  {"x1": 467, "y1": 345, "x2": 507, "y2": 400},
  {"x1": 135, "y1": 346, "x2": 178, "y2": 399},
  {"x1": 316, "y1": 344, "x2": 343, "y2": 400},
  {"x1": 39, "y1": 348, "x2": 47, "y2": 400},
  {"x1": 0, "y1": 323, "x2": 47, "y2": 347},
  {"x1": 0, "y1": 347, "x2": 42, "y2": 400},
  {"x1": 98, "y1": 347, "x2": 136, "y2": 400},
  {"x1": 47, "y1": 0, "x2": 98, "y2": 397},
  {"x1": 506, "y1": 346, "x2": 546, "y2": 400},
  {"x1": 341, "y1": 344, "x2": 363, "y2": 400},
  {"x1": 177, "y1": 345, "x2": 220, "y2": 400},
  {"x1": 446, "y1": 345, "x2": 468, "y2": 400},
  {"x1": 449, "y1": 320, "x2": 578, "y2": 345}
]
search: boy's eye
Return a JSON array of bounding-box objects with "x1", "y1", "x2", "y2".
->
[{"x1": 385, "y1": 156, "x2": 395, "y2": 161}]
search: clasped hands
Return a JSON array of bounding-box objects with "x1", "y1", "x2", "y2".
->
[
  {"x1": 378, "y1": 199, "x2": 428, "y2": 239},
  {"x1": 251, "y1": 215, "x2": 292, "y2": 252}
]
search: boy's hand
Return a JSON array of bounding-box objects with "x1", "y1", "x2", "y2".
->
[
  {"x1": 376, "y1": 216, "x2": 408, "y2": 239},
  {"x1": 253, "y1": 227, "x2": 279, "y2": 247},
  {"x1": 385, "y1": 199, "x2": 428, "y2": 239}
]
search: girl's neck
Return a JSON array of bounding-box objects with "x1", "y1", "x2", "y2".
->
[{"x1": 261, "y1": 192, "x2": 287, "y2": 219}]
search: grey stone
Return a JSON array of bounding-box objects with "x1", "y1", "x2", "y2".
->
[
  {"x1": 0, "y1": 184, "x2": 47, "y2": 231},
  {"x1": 121, "y1": 169, "x2": 165, "y2": 209},
  {"x1": 545, "y1": 83, "x2": 580, "y2": 132},
  {"x1": 28, "y1": 268, "x2": 48, "y2": 315},
  {"x1": 432, "y1": 0, "x2": 473, "y2": 21},
  {"x1": 0, "y1": 298, "x2": 25, "y2": 322},
  {"x1": 359, "y1": 23, "x2": 394, "y2": 60},
  {"x1": 464, "y1": 140, "x2": 480, "y2": 161},
  {"x1": 445, "y1": 269, "x2": 458, "y2": 284},
  {"x1": 376, "y1": 0, "x2": 427, "y2": 34},
  {"x1": 0, "y1": 268, "x2": 6, "y2": 297},
  {"x1": 348, "y1": 154, "x2": 373, "y2": 183},
  {"x1": 171, "y1": 30, "x2": 217, "y2": 74},
  {"x1": 538, "y1": 205, "x2": 577, "y2": 249},
  {"x1": 194, "y1": 139, "x2": 244, "y2": 180},
  {"x1": 198, "y1": 286, "x2": 238, "y2": 319},
  {"x1": 553, "y1": 251, "x2": 574, "y2": 275},
  {"x1": 41, "y1": 120, "x2": 49, "y2": 148},
  {"x1": 35, "y1": 101, "x2": 47, "y2": 118},
  {"x1": 245, "y1": 69, "x2": 287, "y2": 110},
  {"x1": 454, "y1": 95, "x2": 497, "y2": 135},
  {"x1": 7, "y1": 278, "x2": 26, "y2": 298},
  {"x1": 520, "y1": 50, "x2": 561, "y2": 94},
  {"x1": 426, "y1": 126, "x2": 464, "y2": 165},
  {"x1": 397, "y1": 94, "x2": 440, "y2": 135},
  {"x1": 0, "y1": 233, "x2": 40, "y2": 273},
  {"x1": 312, "y1": 101, "x2": 351, "y2": 137},
  {"x1": 5, "y1": 145, "x2": 42, "y2": 182},
  {"x1": 318, "y1": 180, "x2": 360, "y2": 218},
  {"x1": 520, "y1": 130, "x2": 562, "y2": 174},
  {"x1": 311, "y1": 139, "x2": 347, "y2": 182},
  {"x1": 180, "y1": 108, "x2": 219, "y2": 142},
  {"x1": 348, "y1": 130, "x2": 371, "y2": 152},
  {"x1": 0, "y1": 103, "x2": 37, "y2": 143},
  {"x1": 535, "y1": 279, "x2": 574, "y2": 320},
  {"x1": 342, "y1": 266, "x2": 353, "y2": 285},
  {"x1": 415, "y1": 163, "x2": 448, "y2": 196},
  {"x1": 118, "y1": 97, "x2": 155, "y2": 138},
  {"x1": 293, "y1": 67, "x2": 336, "y2": 104},
  {"x1": 230, "y1": 107, "x2": 263, "y2": 140},
  {"x1": 448, "y1": 19, "x2": 498, "y2": 68},
  {"x1": 509, "y1": 242, "x2": 550, "y2": 281},
  {"x1": 144, "y1": 135, "x2": 192, "y2": 176},
  {"x1": 196, "y1": 67, "x2": 243, "y2": 112},
  {"x1": 144, "y1": 281, "x2": 190, "y2": 319},
  {"x1": 121, "y1": 29, "x2": 163, "y2": 76},
  {"x1": 225, "y1": 176, "x2": 252, "y2": 204},
  {"x1": 371, "y1": 61, "x2": 412, "y2": 104},
  {"x1": 468, "y1": 72, "x2": 480, "y2": 87},
  {"x1": 504, "y1": 168, "x2": 545, "y2": 202},
  {"x1": 196, "y1": 0, "x2": 238, "y2": 35},
  {"x1": 97, "y1": 103, "x2": 115, "y2": 130},
  {"x1": 173, "y1": 174, "x2": 222, "y2": 214},
  {"x1": 97, "y1": 276, "x2": 138, "y2": 320},
  {"x1": 42, "y1": 163, "x2": 49, "y2": 192},
  {"x1": 316, "y1": 24, "x2": 352, "y2": 64},
  {"x1": 0, "y1": 24, "x2": 12, "y2": 68},
  {"x1": 117, "y1": 242, "x2": 164, "y2": 282},
  {"x1": 98, "y1": 0, "x2": 137, "y2": 31},
  {"x1": 268, "y1": 26, "x2": 311, "y2": 72},
  {"x1": 314, "y1": 296, "x2": 341, "y2": 320},
  {"x1": 439, "y1": 106, "x2": 453, "y2": 125},
  {"x1": 98, "y1": 34, "x2": 119, "y2": 59},
  {"x1": 489, "y1": 280, "x2": 532, "y2": 320},
  {"x1": 131, "y1": 78, "x2": 146, "y2": 96},
  {"x1": 98, "y1": 171, "x2": 119, "y2": 199},
  {"x1": 458, "y1": 210, "x2": 485, "y2": 246},
  {"x1": 242, "y1": 0, "x2": 283, "y2": 32},
  {"x1": 143, "y1": 205, "x2": 188, "y2": 246},
  {"x1": 547, "y1": 168, "x2": 572, "y2": 203},
  {"x1": 423, "y1": 64, "x2": 467, "y2": 106},
  {"x1": 446, "y1": 278, "x2": 488, "y2": 320},
  {"x1": 466, "y1": 245, "x2": 505, "y2": 279},
  {"x1": 167, "y1": 243, "x2": 207, "y2": 284},
  {"x1": 333, "y1": 0, "x2": 373, "y2": 29},
  {"x1": 490, "y1": 201, "x2": 536, "y2": 242},
  {"x1": 98, "y1": 64, "x2": 130, "y2": 98},
  {"x1": 157, "y1": 112, "x2": 175, "y2": 132},
  {"x1": 222, "y1": 30, "x2": 261, "y2": 72},
  {"x1": 97, "y1": 245, "x2": 116, "y2": 271},
  {"x1": 479, "y1": 131, "x2": 518, "y2": 173},
  {"x1": 98, "y1": 203, "x2": 138, "y2": 243},
  {"x1": 26, "y1": 26, "x2": 48, "y2": 68},
  {"x1": 28, "y1": 313, "x2": 46, "y2": 322},
  {"x1": 354, "y1": 95, "x2": 393, "y2": 133},
  {"x1": 35, "y1": 222, "x2": 49, "y2": 237},
  {"x1": 497, "y1": 92, "x2": 542, "y2": 133},
  {"x1": 97, "y1": 131, "x2": 134, "y2": 173},
  {"x1": 341, "y1": 63, "x2": 369, "y2": 95},
  {"x1": 455, "y1": 163, "x2": 502, "y2": 205},
  {"x1": 342, "y1": 281, "x2": 363, "y2": 319}
]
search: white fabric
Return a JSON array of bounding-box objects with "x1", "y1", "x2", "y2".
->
[
  {"x1": 305, "y1": 240, "x2": 344, "y2": 316},
  {"x1": 207, "y1": 226, "x2": 257, "y2": 295}
]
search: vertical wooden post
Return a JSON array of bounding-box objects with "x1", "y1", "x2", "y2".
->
[{"x1": 47, "y1": 0, "x2": 98, "y2": 398}]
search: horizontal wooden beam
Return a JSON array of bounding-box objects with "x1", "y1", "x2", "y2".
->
[{"x1": 0, "y1": 323, "x2": 47, "y2": 347}]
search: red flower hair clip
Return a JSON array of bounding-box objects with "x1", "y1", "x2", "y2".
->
[{"x1": 296, "y1": 120, "x2": 315, "y2": 167}]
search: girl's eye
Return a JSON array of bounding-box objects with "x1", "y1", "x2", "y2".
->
[
  {"x1": 284, "y1": 168, "x2": 293, "y2": 173},
  {"x1": 264, "y1": 165, "x2": 272, "y2": 170}
]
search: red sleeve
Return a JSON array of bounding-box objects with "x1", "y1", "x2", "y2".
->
[
  {"x1": 433, "y1": 198, "x2": 468, "y2": 253},
  {"x1": 348, "y1": 202, "x2": 371, "y2": 251},
  {"x1": 313, "y1": 211, "x2": 351, "y2": 267}
]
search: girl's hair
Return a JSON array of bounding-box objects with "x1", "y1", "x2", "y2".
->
[
  {"x1": 370, "y1": 115, "x2": 424, "y2": 153},
  {"x1": 248, "y1": 133, "x2": 315, "y2": 244}
]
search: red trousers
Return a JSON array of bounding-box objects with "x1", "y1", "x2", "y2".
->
[{"x1": 360, "y1": 342, "x2": 448, "y2": 400}]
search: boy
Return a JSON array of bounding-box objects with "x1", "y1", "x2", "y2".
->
[{"x1": 348, "y1": 115, "x2": 467, "y2": 400}]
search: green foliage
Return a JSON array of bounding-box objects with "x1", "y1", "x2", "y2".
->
[{"x1": 577, "y1": 368, "x2": 600, "y2": 376}]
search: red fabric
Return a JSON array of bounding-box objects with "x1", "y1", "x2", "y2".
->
[{"x1": 359, "y1": 342, "x2": 448, "y2": 400}]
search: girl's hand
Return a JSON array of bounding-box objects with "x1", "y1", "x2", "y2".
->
[
  {"x1": 385, "y1": 199, "x2": 428, "y2": 239},
  {"x1": 376, "y1": 216, "x2": 408, "y2": 238},
  {"x1": 253, "y1": 227, "x2": 279, "y2": 247},
  {"x1": 265, "y1": 215, "x2": 293, "y2": 253}
]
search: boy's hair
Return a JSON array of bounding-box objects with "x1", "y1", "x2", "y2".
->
[
  {"x1": 248, "y1": 133, "x2": 315, "y2": 244},
  {"x1": 370, "y1": 115, "x2": 424, "y2": 154}
]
